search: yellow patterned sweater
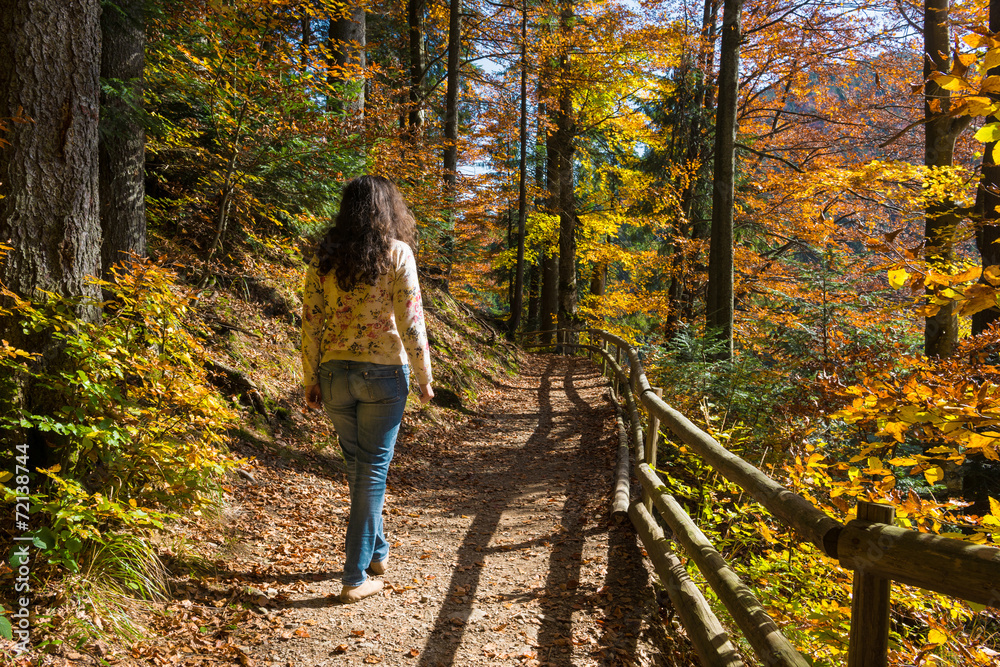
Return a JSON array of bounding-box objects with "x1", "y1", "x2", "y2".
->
[{"x1": 301, "y1": 240, "x2": 433, "y2": 388}]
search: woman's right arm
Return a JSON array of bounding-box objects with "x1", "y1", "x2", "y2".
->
[
  {"x1": 392, "y1": 246, "x2": 433, "y2": 397},
  {"x1": 301, "y1": 262, "x2": 326, "y2": 391}
]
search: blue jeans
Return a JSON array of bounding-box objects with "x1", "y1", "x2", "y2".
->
[{"x1": 318, "y1": 360, "x2": 409, "y2": 586}]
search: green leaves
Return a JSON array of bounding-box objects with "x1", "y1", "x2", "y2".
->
[
  {"x1": 0, "y1": 259, "x2": 239, "y2": 574},
  {"x1": 0, "y1": 606, "x2": 11, "y2": 641}
]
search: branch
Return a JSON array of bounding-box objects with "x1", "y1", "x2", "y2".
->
[{"x1": 735, "y1": 143, "x2": 805, "y2": 172}]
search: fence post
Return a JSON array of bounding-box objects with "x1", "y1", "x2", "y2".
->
[
  {"x1": 613, "y1": 345, "x2": 622, "y2": 397},
  {"x1": 644, "y1": 387, "x2": 663, "y2": 512},
  {"x1": 601, "y1": 339, "x2": 607, "y2": 378},
  {"x1": 847, "y1": 501, "x2": 895, "y2": 667}
]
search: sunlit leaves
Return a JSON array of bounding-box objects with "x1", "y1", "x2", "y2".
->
[{"x1": 0, "y1": 259, "x2": 239, "y2": 570}]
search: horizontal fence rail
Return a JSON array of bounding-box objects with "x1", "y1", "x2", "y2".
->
[{"x1": 529, "y1": 327, "x2": 1000, "y2": 667}]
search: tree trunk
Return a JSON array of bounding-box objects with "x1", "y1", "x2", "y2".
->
[
  {"x1": 705, "y1": 0, "x2": 741, "y2": 359},
  {"x1": 555, "y1": 0, "x2": 576, "y2": 349},
  {"x1": 203, "y1": 102, "x2": 249, "y2": 268},
  {"x1": 700, "y1": 0, "x2": 721, "y2": 110},
  {"x1": 443, "y1": 0, "x2": 461, "y2": 186},
  {"x1": 590, "y1": 263, "x2": 606, "y2": 296},
  {"x1": 0, "y1": 0, "x2": 102, "y2": 463},
  {"x1": 527, "y1": 260, "x2": 540, "y2": 333},
  {"x1": 973, "y1": 0, "x2": 1000, "y2": 335},
  {"x1": 301, "y1": 14, "x2": 312, "y2": 68},
  {"x1": 540, "y1": 78, "x2": 560, "y2": 346},
  {"x1": 99, "y1": 0, "x2": 147, "y2": 280},
  {"x1": 0, "y1": 0, "x2": 103, "y2": 324},
  {"x1": 407, "y1": 0, "x2": 425, "y2": 132},
  {"x1": 327, "y1": 1, "x2": 366, "y2": 116},
  {"x1": 923, "y1": 0, "x2": 968, "y2": 355},
  {"x1": 508, "y1": 0, "x2": 528, "y2": 341}
]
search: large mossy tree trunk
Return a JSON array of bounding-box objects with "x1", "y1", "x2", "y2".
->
[
  {"x1": 705, "y1": 0, "x2": 741, "y2": 360},
  {"x1": 99, "y1": 0, "x2": 147, "y2": 279}
]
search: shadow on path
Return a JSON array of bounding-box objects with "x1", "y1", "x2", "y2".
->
[{"x1": 413, "y1": 355, "x2": 659, "y2": 667}]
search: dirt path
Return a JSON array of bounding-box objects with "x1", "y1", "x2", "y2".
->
[{"x1": 209, "y1": 354, "x2": 693, "y2": 666}]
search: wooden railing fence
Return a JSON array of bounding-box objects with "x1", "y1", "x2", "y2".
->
[{"x1": 524, "y1": 328, "x2": 1000, "y2": 667}]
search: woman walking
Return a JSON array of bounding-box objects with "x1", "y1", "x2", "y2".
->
[{"x1": 301, "y1": 175, "x2": 433, "y2": 603}]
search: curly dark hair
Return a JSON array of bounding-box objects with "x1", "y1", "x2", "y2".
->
[{"x1": 314, "y1": 175, "x2": 418, "y2": 290}]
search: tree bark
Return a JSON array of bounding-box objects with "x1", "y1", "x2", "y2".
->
[
  {"x1": 527, "y1": 260, "x2": 540, "y2": 333},
  {"x1": 538, "y1": 68, "x2": 560, "y2": 345},
  {"x1": 508, "y1": 0, "x2": 528, "y2": 341},
  {"x1": 327, "y1": 1, "x2": 366, "y2": 116},
  {"x1": 540, "y1": 80, "x2": 559, "y2": 345},
  {"x1": 443, "y1": 0, "x2": 461, "y2": 187},
  {"x1": 705, "y1": 0, "x2": 741, "y2": 359},
  {"x1": 0, "y1": 0, "x2": 103, "y2": 325},
  {"x1": 555, "y1": 0, "x2": 576, "y2": 348},
  {"x1": 973, "y1": 0, "x2": 1000, "y2": 335},
  {"x1": 407, "y1": 0, "x2": 426, "y2": 132},
  {"x1": 590, "y1": 263, "x2": 607, "y2": 296},
  {"x1": 923, "y1": 0, "x2": 968, "y2": 356},
  {"x1": 99, "y1": 0, "x2": 147, "y2": 280}
]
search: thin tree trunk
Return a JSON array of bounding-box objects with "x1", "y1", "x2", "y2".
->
[
  {"x1": 923, "y1": 0, "x2": 969, "y2": 356},
  {"x1": 974, "y1": 0, "x2": 1000, "y2": 334},
  {"x1": 555, "y1": 0, "x2": 576, "y2": 349},
  {"x1": 301, "y1": 14, "x2": 312, "y2": 68},
  {"x1": 440, "y1": 0, "x2": 461, "y2": 270},
  {"x1": 705, "y1": 0, "x2": 741, "y2": 359},
  {"x1": 443, "y1": 0, "x2": 461, "y2": 185},
  {"x1": 100, "y1": 0, "x2": 147, "y2": 280},
  {"x1": 204, "y1": 102, "x2": 249, "y2": 267},
  {"x1": 540, "y1": 72, "x2": 560, "y2": 346},
  {"x1": 590, "y1": 263, "x2": 606, "y2": 296},
  {"x1": 527, "y1": 260, "x2": 540, "y2": 333},
  {"x1": 407, "y1": 0, "x2": 425, "y2": 132},
  {"x1": 327, "y1": 1, "x2": 366, "y2": 116},
  {"x1": 508, "y1": 0, "x2": 528, "y2": 340}
]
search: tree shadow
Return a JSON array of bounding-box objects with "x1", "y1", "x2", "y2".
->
[{"x1": 415, "y1": 355, "x2": 634, "y2": 667}]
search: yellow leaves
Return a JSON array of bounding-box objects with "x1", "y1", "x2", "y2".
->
[
  {"x1": 975, "y1": 122, "x2": 1000, "y2": 144},
  {"x1": 927, "y1": 627, "x2": 949, "y2": 646},
  {"x1": 888, "y1": 457, "x2": 917, "y2": 466},
  {"x1": 932, "y1": 74, "x2": 971, "y2": 92},
  {"x1": 982, "y1": 498, "x2": 1000, "y2": 534},
  {"x1": 805, "y1": 452, "x2": 825, "y2": 468},
  {"x1": 865, "y1": 457, "x2": 886, "y2": 474},
  {"x1": 982, "y1": 76, "x2": 1000, "y2": 95},
  {"x1": 967, "y1": 432, "x2": 1000, "y2": 460},
  {"x1": 887, "y1": 268, "x2": 909, "y2": 289},
  {"x1": 923, "y1": 466, "x2": 945, "y2": 485}
]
